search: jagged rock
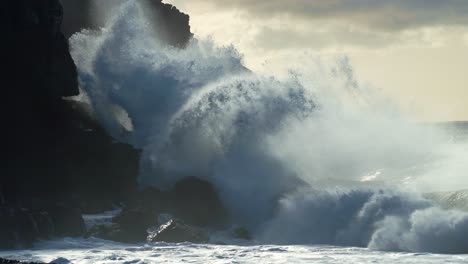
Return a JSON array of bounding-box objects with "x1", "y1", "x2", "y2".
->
[
  {"x1": 171, "y1": 177, "x2": 228, "y2": 227},
  {"x1": 85, "y1": 207, "x2": 158, "y2": 243},
  {"x1": 143, "y1": 0, "x2": 193, "y2": 47},
  {"x1": 147, "y1": 218, "x2": 208, "y2": 244},
  {"x1": 110, "y1": 208, "x2": 158, "y2": 242},
  {"x1": 0, "y1": 205, "x2": 85, "y2": 250},
  {"x1": 88, "y1": 177, "x2": 229, "y2": 243},
  {"x1": 0, "y1": 0, "x2": 196, "y2": 248},
  {"x1": 85, "y1": 223, "x2": 142, "y2": 243},
  {"x1": 61, "y1": 0, "x2": 193, "y2": 47},
  {"x1": 124, "y1": 178, "x2": 228, "y2": 228}
]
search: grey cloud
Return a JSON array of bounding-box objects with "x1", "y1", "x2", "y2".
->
[
  {"x1": 254, "y1": 26, "x2": 398, "y2": 50},
  {"x1": 190, "y1": 0, "x2": 468, "y2": 31}
]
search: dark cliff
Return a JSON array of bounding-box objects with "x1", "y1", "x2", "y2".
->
[
  {"x1": 61, "y1": 0, "x2": 193, "y2": 47},
  {"x1": 0, "y1": 0, "x2": 193, "y2": 248}
]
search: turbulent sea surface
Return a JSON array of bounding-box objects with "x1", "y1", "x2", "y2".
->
[{"x1": 1, "y1": 238, "x2": 468, "y2": 264}]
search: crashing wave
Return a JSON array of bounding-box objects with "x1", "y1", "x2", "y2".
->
[{"x1": 70, "y1": 1, "x2": 468, "y2": 253}]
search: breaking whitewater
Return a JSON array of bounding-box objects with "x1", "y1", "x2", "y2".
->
[{"x1": 5, "y1": 1, "x2": 468, "y2": 263}]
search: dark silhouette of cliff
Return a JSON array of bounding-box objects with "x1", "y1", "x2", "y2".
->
[
  {"x1": 0, "y1": 0, "x2": 193, "y2": 248},
  {"x1": 61, "y1": 0, "x2": 193, "y2": 47}
]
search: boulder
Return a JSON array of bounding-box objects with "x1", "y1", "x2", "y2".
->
[
  {"x1": 85, "y1": 223, "x2": 127, "y2": 243},
  {"x1": 171, "y1": 177, "x2": 228, "y2": 227},
  {"x1": 147, "y1": 218, "x2": 208, "y2": 244},
  {"x1": 85, "y1": 207, "x2": 158, "y2": 243},
  {"x1": 110, "y1": 208, "x2": 158, "y2": 243}
]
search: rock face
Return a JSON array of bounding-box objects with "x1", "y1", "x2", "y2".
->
[
  {"x1": 143, "y1": 0, "x2": 193, "y2": 47},
  {"x1": 147, "y1": 218, "x2": 208, "y2": 244},
  {"x1": 0, "y1": 0, "x2": 140, "y2": 213},
  {"x1": 0, "y1": 0, "x2": 137, "y2": 249},
  {"x1": 85, "y1": 208, "x2": 158, "y2": 243},
  {"x1": 127, "y1": 177, "x2": 229, "y2": 228},
  {"x1": 172, "y1": 177, "x2": 229, "y2": 226},
  {"x1": 0, "y1": 0, "x2": 196, "y2": 249},
  {"x1": 61, "y1": 0, "x2": 193, "y2": 47},
  {"x1": 0, "y1": 206, "x2": 84, "y2": 249},
  {"x1": 86, "y1": 178, "x2": 228, "y2": 243}
]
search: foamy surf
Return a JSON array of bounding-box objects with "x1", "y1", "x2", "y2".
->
[{"x1": 1, "y1": 238, "x2": 468, "y2": 264}]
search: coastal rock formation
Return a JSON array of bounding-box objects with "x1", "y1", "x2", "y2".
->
[
  {"x1": 0, "y1": 206, "x2": 84, "y2": 249},
  {"x1": 0, "y1": 0, "x2": 193, "y2": 249},
  {"x1": 85, "y1": 178, "x2": 228, "y2": 243},
  {"x1": 1, "y1": 0, "x2": 140, "y2": 212},
  {"x1": 61, "y1": 0, "x2": 193, "y2": 47},
  {"x1": 147, "y1": 218, "x2": 208, "y2": 244}
]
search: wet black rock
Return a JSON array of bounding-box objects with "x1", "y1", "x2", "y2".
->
[
  {"x1": 85, "y1": 206, "x2": 159, "y2": 243},
  {"x1": 122, "y1": 177, "x2": 229, "y2": 228},
  {"x1": 0, "y1": 205, "x2": 85, "y2": 250},
  {"x1": 85, "y1": 178, "x2": 229, "y2": 243},
  {"x1": 0, "y1": 0, "x2": 204, "y2": 249},
  {"x1": 147, "y1": 218, "x2": 208, "y2": 244},
  {"x1": 171, "y1": 177, "x2": 229, "y2": 227}
]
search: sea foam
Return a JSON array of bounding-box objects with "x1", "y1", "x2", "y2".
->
[{"x1": 70, "y1": 1, "x2": 468, "y2": 253}]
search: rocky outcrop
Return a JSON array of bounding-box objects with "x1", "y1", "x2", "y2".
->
[
  {"x1": 147, "y1": 218, "x2": 208, "y2": 244},
  {"x1": 1, "y1": 0, "x2": 141, "y2": 212},
  {"x1": 126, "y1": 177, "x2": 229, "y2": 227},
  {"x1": 0, "y1": 206, "x2": 84, "y2": 249},
  {"x1": 86, "y1": 178, "x2": 228, "y2": 243},
  {"x1": 0, "y1": 0, "x2": 198, "y2": 249},
  {"x1": 0, "y1": 0, "x2": 138, "y2": 249},
  {"x1": 85, "y1": 207, "x2": 158, "y2": 243},
  {"x1": 61, "y1": 0, "x2": 193, "y2": 47},
  {"x1": 143, "y1": 0, "x2": 193, "y2": 47}
]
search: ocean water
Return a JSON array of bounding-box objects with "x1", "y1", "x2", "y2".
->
[
  {"x1": 2, "y1": 238, "x2": 468, "y2": 264},
  {"x1": 4, "y1": 1, "x2": 468, "y2": 262}
]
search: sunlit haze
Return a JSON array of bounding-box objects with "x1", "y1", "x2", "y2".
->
[{"x1": 167, "y1": 0, "x2": 468, "y2": 121}]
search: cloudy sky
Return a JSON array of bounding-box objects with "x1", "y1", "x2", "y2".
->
[{"x1": 165, "y1": 0, "x2": 468, "y2": 121}]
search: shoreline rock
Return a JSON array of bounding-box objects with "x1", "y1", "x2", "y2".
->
[{"x1": 0, "y1": 0, "x2": 193, "y2": 249}]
